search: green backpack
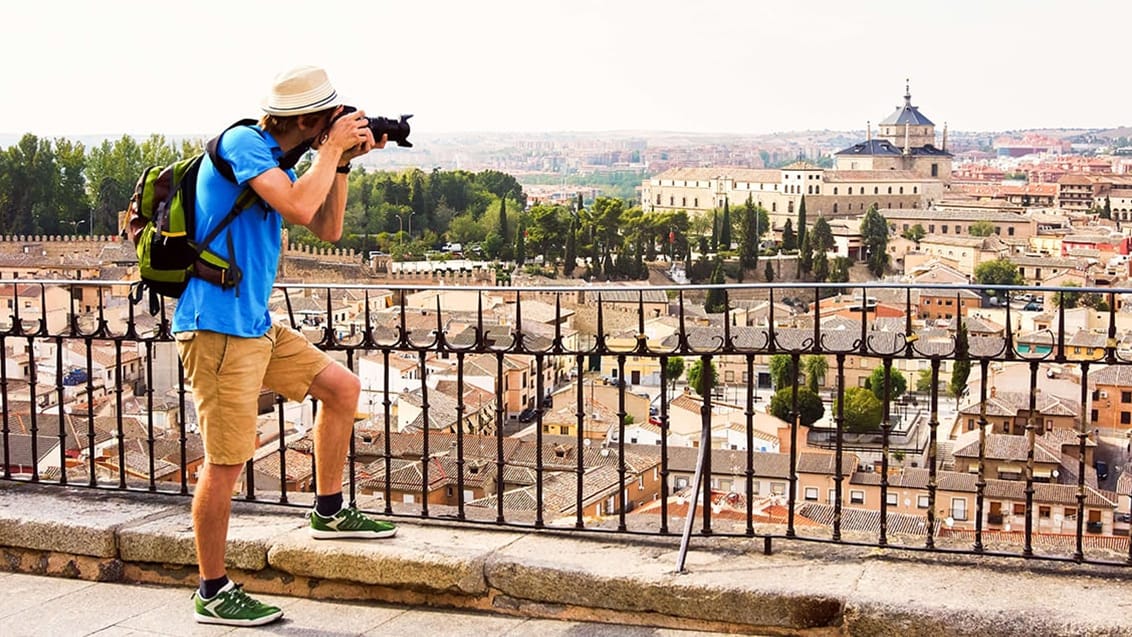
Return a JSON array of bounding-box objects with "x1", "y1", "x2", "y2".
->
[{"x1": 125, "y1": 119, "x2": 262, "y2": 313}]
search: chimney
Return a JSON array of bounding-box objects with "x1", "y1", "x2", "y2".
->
[
  {"x1": 866, "y1": 121, "x2": 871, "y2": 143},
  {"x1": 942, "y1": 122, "x2": 948, "y2": 152}
]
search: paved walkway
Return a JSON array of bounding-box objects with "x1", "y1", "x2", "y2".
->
[{"x1": 1, "y1": 571, "x2": 741, "y2": 637}]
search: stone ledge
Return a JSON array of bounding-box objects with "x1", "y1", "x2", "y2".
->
[{"x1": 3, "y1": 481, "x2": 1132, "y2": 636}]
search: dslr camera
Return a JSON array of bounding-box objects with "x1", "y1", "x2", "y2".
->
[{"x1": 340, "y1": 106, "x2": 413, "y2": 147}]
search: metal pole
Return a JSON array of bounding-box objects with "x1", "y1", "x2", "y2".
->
[{"x1": 675, "y1": 412, "x2": 712, "y2": 573}]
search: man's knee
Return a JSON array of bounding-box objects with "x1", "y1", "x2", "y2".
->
[{"x1": 313, "y1": 364, "x2": 360, "y2": 411}]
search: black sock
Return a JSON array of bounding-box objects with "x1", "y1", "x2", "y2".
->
[
  {"x1": 200, "y1": 575, "x2": 229, "y2": 599},
  {"x1": 315, "y1": 492, "x2": 343, "y2": 518}
]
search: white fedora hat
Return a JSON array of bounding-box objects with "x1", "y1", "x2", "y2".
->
[{"x1": 261, "y1": 65, "x2": 340, "y2": 116}]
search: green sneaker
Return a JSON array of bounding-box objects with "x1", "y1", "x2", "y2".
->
[
  {"x1": 192, "y1": 581, "x2": 283, "y2": 626},
  {"x1": 309, "y1": 506, "x2": 397, "y2": 539}
]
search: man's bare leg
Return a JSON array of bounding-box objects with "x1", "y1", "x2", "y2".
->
[{"x1": 193, "y1": 462, "x2": 244, "y2": 580}]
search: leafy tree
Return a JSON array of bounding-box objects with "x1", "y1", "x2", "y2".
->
[
  {"x1": 968, "y1": 220, "x2": 996, "y2": 237},
  {"x1": 768, "y1": 354, "x2": 796, "y2": 391},
  {"x1": 803, "y1": 355, "x2": 828, "y2": 393},
  {"x1": 665, "y1": 357, "x2": 685, "y2": 393},
  {"x1": 860, "y1": 205, "x2": 890, "y2": 277},
  {"x1": 949, "y1": 320, "x2": 971, "y2": 407},
  {"x1": 769, "y1": 386, "x2": 825, "y2": 427},
  {"x1": 1102, "y1": 196, "x2": 1112, "y2": 220},
  {"x1": 837, "y1": 387, "x2": 883, "y2": 432},
  {"x1": 902, "y1": 223, "x2": 926, "y2": 243},
  {"x1": 687, "y1": 359, "x2": 719, "y2": 397},
  {"x1": 974, "y1": 258, "x2": 1024, "y2": 289},
  {"x1": 916, "y1": 368, "x2": 934, "y2": 393},
  {"x1": 765, "y1": 260, "x2": 775, "y2": 282},
  {"x1": 474, "y1": 169, "x2": 524, "y2": 203},
  {"x1": 1051, "y1": 282, "x2": 1082, "y2": 309},
  {"x1": 867, "y1": 366, "x2": 907, "y2": 402}
]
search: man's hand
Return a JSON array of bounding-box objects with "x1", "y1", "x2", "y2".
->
[{"x1": 320, "y1": 108, "x2": 388, "y2": 165}]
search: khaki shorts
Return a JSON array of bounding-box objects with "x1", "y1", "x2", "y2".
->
[{"x1": 175, "y1": 323, "x2": 333, "y2": 465}]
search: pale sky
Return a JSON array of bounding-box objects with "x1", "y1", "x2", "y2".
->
[{"x1": 3, "y1": 0, "x2": 1129, "y2": 137}]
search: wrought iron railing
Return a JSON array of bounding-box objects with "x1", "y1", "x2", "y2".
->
[{"x1": 2, "y1": 278, "x2": 1131, "y2": 568}]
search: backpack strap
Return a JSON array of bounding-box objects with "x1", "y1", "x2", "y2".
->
[
  {"x1": 191, "y1": 120, "x2": 268, "y2": 291},
  {"x1": 206, "y1": 119, "x2": 260, "y2": 183}
]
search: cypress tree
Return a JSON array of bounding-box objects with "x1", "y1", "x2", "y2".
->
[
  {"x1": 498, "y1": 194, "x2": 508, "y2": 241},
  {"x1": 563, "y1": 217, "x2": 577, "y2": 276},
  {"x1": 704, "y1": 259, "x2": 728, "y2": 313},
  {"x1": 799, "y1": 232, "x2": 813, "y2": 277},
  {"x1": 782, "y1": 219, "x2": 796, "y2": 252},
  {"x1": 796, "y1": 195, "x2": 807, "y2": 248},
  {"x1": 720, "y1": 199, "x2": 732, "y2": 250},
  {"x1": 710, "y1": 210, "x2": 719, "y2": 252}
]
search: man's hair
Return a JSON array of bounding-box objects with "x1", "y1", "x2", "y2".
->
[{"x1": 259, "y1": 108, "x2": 335, "y2": 137}]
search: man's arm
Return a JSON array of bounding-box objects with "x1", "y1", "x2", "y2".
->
[
  {"x1": 248, "y1": 111, "x2": 381, "y2": 240},
  {"x1": 306, "y1": 171, "x2": 349, "y2": 241}
]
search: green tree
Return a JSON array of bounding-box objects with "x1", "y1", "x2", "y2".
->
[
  {"x1": 803, "y1": 355, "x2": 828, "y2": 393},
  {"x1": 968, "y1": 220, "x2": 996, "y2": 237},
  {"x1": 916, "y1": 369, "x2": 934, "y2": 393},
  {"x1": 867, "y1": 367, "x2": 907, "y2": 402},
  {"x1": 829, "y1": 256, "x2": 851, "y2": 283},
  {"x1": 665, "y1": 357, "x2": 686, "y2": 393},
  {"x1": 514, "y1": 217, "x2": 526, "y2": 265},
  {"x1": 768, "y1": 354, "x2": 796, "y2": 391},
  {"x1": 902, "y1": 223, "x2": 926, "y2": 244},
  {"x1": 1051, "y1": 282, "x2": 1082, "y2": 309},
  {"x1": 813, "y1": 250, "x2": 829, "y2": 283},
  {"x1": 796, "y1": 195, "x2": 808, "y2": 248},
  {"x1": 799, "y1": 232, "x2": 813, "y2": 277},
  {"x1": 949, "y1": 320, "x2": 971, "y2": 407},
  {"x1": 810, "y1": 216, "x2": 834, "y2": 253},
  {"x1": 704, "y1": 259, "x2": 728, "y2": 312},
  {"x1": 781, "y1": 219, "x2": 796, "y2": 252},
  {"x1": 769, "y1": 386, "x2": 825, "y2": 427},
  {"x1": 720, "y1": 199, "x2": 732, "y2": 250},
  {"x1": 837, "y1": 387, "x2": 884, "y2": 432},
  {"x1": 497, "y1": 194, "x2": 509, "y2": 249},
  {"x1": 709, "y1": 209, "x2": 719, "y2": 252},
  {"x1": 687, "y1": 359, "x2": 719, "y2": 397},
  {"x1": 860, "y1": 205, "x2": 890, "y2": 277},
  {"x1": 563, "y1": 215, "x2": 577, "y2": 276},
  {"x1": 974, "y1": 258, "x2": 1024, "y2": 290},
  {"x1": 765, "y1": 260, "x2": 775, "y2": 282}
]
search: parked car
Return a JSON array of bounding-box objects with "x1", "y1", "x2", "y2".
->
[
  {"x1": 518, "y1": 408, "x2": 536, "y2": 423},
  {"x1": 601, "y1": 375, "x2": 626, "y2": 387},
  {"x1": 62, "y1": 368, "x2": 87, "y2": 386},
  {"x1": 1095, "y1": 460, "x2": 1109, "y2": 481}
]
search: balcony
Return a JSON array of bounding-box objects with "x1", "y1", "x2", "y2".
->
[{"x1": 2, "y1": 278, "x2": 1132, "y2": 633}]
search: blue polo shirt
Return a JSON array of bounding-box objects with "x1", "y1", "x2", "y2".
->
[{"x1": 172, "y1": 125, "x2": 294, "y2": 337}]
